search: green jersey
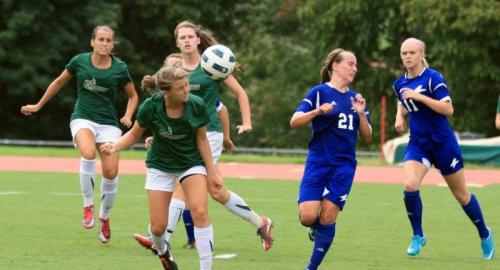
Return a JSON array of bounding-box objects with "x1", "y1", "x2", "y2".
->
[
  {"x1": 137, "y1": 92, "x2": 209, "y2": 172},
  {"x1": 187, "y1": 65, "x2": 223, "y2": 132},
  {"x1": 66, "y1": 52, "x2": 132, "y2": 127},
  {"x1": 497, "y1": 95, "x2": 500, "y2": 113}
]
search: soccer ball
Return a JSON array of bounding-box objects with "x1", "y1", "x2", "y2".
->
[{"x1": 201, "y1": 44, "x2": 236, "y2": 80}]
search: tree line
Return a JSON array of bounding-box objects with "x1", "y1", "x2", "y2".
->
[{"x1": 1, "y1": 0, "x2": 499, "y2": 150}]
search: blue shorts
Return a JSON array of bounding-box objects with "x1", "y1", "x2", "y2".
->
[
  {"x1": 297, "y1": 162, "x2": 355, "y2": 210},
  {"x1": 404, "y1": 136, "x2": 463, "y2": 175}
]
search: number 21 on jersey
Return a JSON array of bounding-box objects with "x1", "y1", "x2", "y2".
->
[{"x1": 338, "y1": 113, "x2": 354, "y2": 130}]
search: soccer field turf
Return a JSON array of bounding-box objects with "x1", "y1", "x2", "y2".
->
[{"x1": 0, "y1": 172, "x2": 498, "y2": 270}]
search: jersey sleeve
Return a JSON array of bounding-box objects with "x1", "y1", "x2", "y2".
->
[
  {"x1": 65, "y1": 54, "x2": 81, "y2": 75},
  {"x1": 136, "y1": 98, "x2": 154, "y2": 129},
  {"x1": 497, "y1": 95, "x2": 500, "y2": 113},
  {"x1": 116, "y1": 60, "x2": 133, "y2": 87},
  {"x1": 296, "y1": 87, "x2": 318, "y2": 113},
  {"x1": 429, "y1": 71, "x2": 450, "y2": 101},
  {"x1": 190, "y1": 96, "x2": 210, "y2": 128}
]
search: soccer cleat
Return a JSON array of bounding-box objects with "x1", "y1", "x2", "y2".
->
[
  {"x1": 134, "y1": 234, "x2": 155, "y2": 253},
  {"x1": 307, "y1": 227, "x2": 317, "y2": 242},
  {"x1": 82, "y1": 205, "x2": 95, "y2": 229},
  {"x1": 158, "y1": 247, "x2": 178, "y2": 270},
  {"x1": 182, "y1": 240, "x2": 196, "y2": 249},
  {"x1": 134, "y1": 234, "x2": 177, "y2": 269},
  {"x1": 257, "y1": 217, "x2": 273, "y2": 251},
  {"x1": 98, "y1": 218, "x2": 111, "y2": 243},
  {"x1": 481, "y1": 227, "x2": 495, "y2": 260},
  {"x1": 407, "y1": 235, "x2": 426, "y2": 256}
]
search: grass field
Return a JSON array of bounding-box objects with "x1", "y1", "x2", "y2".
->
[{"x1": 0, "y1": 171, "x2": 498, "y2": 270}]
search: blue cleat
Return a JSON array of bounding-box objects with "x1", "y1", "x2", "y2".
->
[
  {"x1": 481, "y1": 227, "x2": 495, "y2": 260},
  {"x1": 407, "y1": 235, "x2": 427, "y2": 256}
]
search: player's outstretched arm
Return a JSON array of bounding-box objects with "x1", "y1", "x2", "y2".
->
[
  {"x1": 223, "y1": 75, "x2": 252, "y2": 134},
  {"x1": 20, "y1": 70, "x2": 72, "y2": 116},
  {"x1": 100, "y1": 122, "x2": 145, "y2": 154}
]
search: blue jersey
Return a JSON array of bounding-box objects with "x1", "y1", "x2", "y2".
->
[
  {"x1": 296, "y1": 83, "x2": 370, "y2": 165},
  {"x1": 393, "y1": 68, "x2": 454, "y2": 143}
]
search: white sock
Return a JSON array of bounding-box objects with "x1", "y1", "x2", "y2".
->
[
  {"x1": 150, "y1": 225, "x2": 168, "y2": 255},
  {"x1": 195, "y1": 225, "x2": 214, "y2": 270},
  {"x1": 165, "y1": 198, "x2": 186, "y2": 242},
  {"x1": 99, "y1": 177, "x2": 118, "y2": 220},
  {"x1": 224, "y1": 191, "x2": 263, "y2": 228},
  {"x1": 79, "y1": 158, "x2": 96, "y2": 207}
]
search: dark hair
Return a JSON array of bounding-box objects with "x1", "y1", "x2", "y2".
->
[
  {"x1": 91, "y1": 25, "x2": 114, "y2": 40},
  {"x1": 320, "y1": 48, "x2": 354, "y2": 83},
  {"x1": 141, "y1": 66, "x2": 188, "y2": 95}
]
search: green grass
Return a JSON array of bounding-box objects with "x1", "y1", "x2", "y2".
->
[
  {"x1": 0, "y1": 145, "x2": 388, "y2": 166},
  {"x1": 0, "y1": 171, "x2": 498, "y2": 270}
]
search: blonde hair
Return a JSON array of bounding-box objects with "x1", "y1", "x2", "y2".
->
[
  {"x1": 163, "y1": 53, "x2": 182, "y2": 67},
  {"x1": 320, "y1": 48, "x2": 354, "y2": 83},
  {"x1": 174, "y1": 21, "x2": 218, "y2": 54},
  {"x1": 402, "y1": 37, "x2": 429, "y2": 67},
  {"x1": 141, "y1": 66, "x2": 188, "y2": 95}
]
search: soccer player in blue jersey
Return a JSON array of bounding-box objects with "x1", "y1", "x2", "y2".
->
[
  {"x1": 290, "y1": 48, "x2": 372, "y2": 270},
  {"x1": 393, "y1": 38, "x2": 495, "y2": 260}
]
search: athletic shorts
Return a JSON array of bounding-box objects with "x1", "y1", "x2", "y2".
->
[
  {"x1": 145, "y1": 166, "x2": 207, "y2": 192},
  {"x1": 207, "y1": 131, "x2": 223, "y2": 164},
  {"x1": 298, "y1": 162, "x2": 356, "y2": 210},
  {"x1": 404, "y1": 136, "x2": 464, "y2": 175},
  {"x1": 70, "y1": 119, "x2": 121, "y2": 147}
]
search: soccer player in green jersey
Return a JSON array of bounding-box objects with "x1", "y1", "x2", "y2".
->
[
  {"x1": 101, "y1": 65, "x2": 218, "y2": 270},
  {"x1": 149, "y1": 53, "x2": 236, "y2": 250},
  {"x1": 163, "y1": 21, "x2": 273, "y2": 251},
  {"x1": 20, "y1": 25, "x2": 138, "y2": 244},
  {"x1": 496, "y1": 95, "x2": 500, "y2": 130}
]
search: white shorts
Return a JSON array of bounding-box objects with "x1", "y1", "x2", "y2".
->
[
  {"x1": 145, "y1": 166, "x2": 207, "y2": 192},
  {"x1": 207, "y1": 131, "x2": 223, "y2": 164},
  {"x1": 70, "y1": 119, "x2": 122, "y2": 147}
]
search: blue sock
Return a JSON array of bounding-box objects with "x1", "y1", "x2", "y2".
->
[
  {"x1": 306, "y1": 223, "x2": 335, "y2": 270},
  {"x1": 403, "y1": 190, "x2": 423, "y2": 237},
  {"x1": 462, "y1": 194, "x2": 489, "y2": 239},
  {"x1": 183, "y1": 210, "x2": 195, "y2": 242}
]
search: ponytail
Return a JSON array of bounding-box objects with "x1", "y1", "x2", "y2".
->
[{"x1": 320, "y1": 48, "x2": 347, "y2": 83}]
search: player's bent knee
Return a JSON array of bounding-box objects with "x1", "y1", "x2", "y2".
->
[
  {"x1": 80, "y1": 151, "x2": 96, "y2": 160},
  {"x1": 190, "y1": 208, "x2": 209, "y2": 225},
  {"x1": 453, "y1": 191, "x2": 470, "y2": 205},
  {"x1": 299, "y1": 212, "x2": 317, "y2": 226},
  {"x1": 102, "y1": 168, "x2": 118, "y2": 179},
  {"x1": 209, "y1": 188, "x2": 227, "y2": 203},
  {"x1": 404, "y1": 181, "x2": 419, "y2": 192}
]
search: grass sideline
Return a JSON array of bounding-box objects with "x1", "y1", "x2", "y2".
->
[
  {"x1": 0, "y1": 171, "x2": 498, "y2": 269},
  {"x1": 0, "y1": 145, "x2": 387, "y2": 166}
]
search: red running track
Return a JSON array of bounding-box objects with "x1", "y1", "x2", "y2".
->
[{"x1": 0, "y1": 156, "x2": 498, "y2": 186}]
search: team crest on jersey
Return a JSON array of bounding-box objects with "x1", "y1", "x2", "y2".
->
[
  {"x1": 414, "y1": 85, "x2": 426, "y2": 93},
  {"x1": 190, "y1": 84, "x2": 201, "y2": 91},
  {"x1": 83, "y1": 78, "x2": 109, "y2": 93},
  {"x1": 159, "y1": 126, "x2": 187, "y2": 140}
]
